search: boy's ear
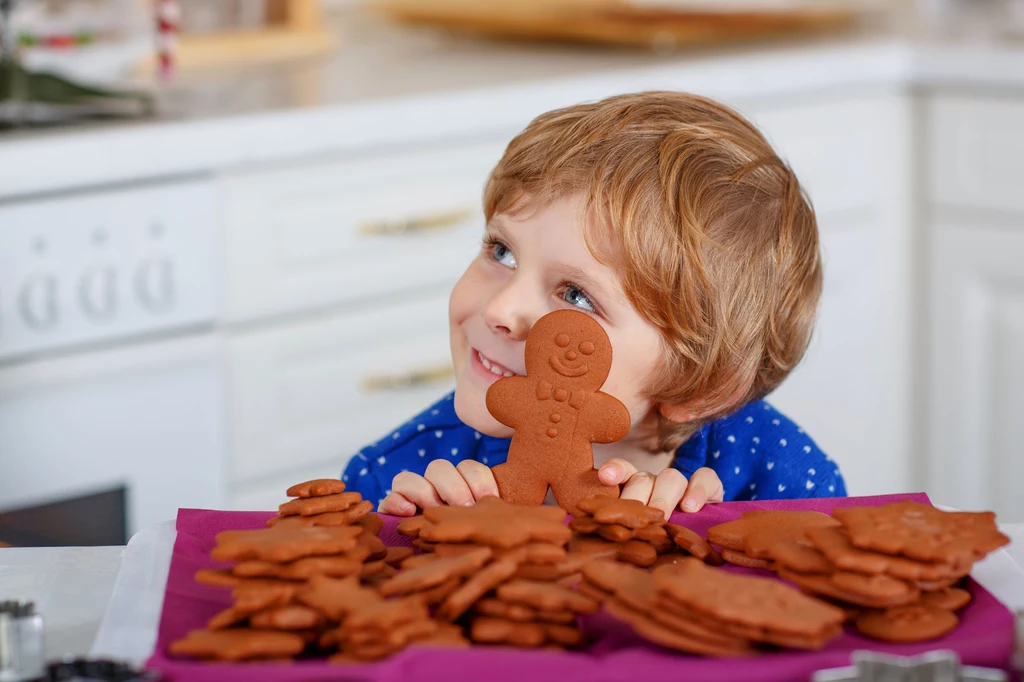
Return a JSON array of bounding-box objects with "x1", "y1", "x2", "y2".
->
[{"x1": 657, "y1": 402, "x2": 699, "y2": 424}]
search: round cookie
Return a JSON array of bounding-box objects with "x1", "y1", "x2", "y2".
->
[{"x1": 855, "y1": 605, "x2": 959, "y2": 642}]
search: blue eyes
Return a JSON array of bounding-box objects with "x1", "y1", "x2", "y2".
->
[
  {"x1": 563, "y1": 285, "x2": 596, "y2": 313},
  {"x1": 491, "y1": 242, "x2": 517, "y2": 268},
  {"x1": 482, "y1": 236, "x2": 598, "y2": 315}
]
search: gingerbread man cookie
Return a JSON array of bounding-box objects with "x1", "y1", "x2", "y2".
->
[{"x1": 487, "y1": 309, "x2": 630, "y2": 514}]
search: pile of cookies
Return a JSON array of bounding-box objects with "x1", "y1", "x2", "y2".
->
[
  {"x1": 393, "y1": 495, "x2": 599, "y2": 648},
  {"x1": 173, "y1": 480, "x2": 415, "y2": 661},
  {"x1": 580, "y1": 557, "x2": 845, "y2": 656},
  {"x1": 568, "y1": 497, "x2": 723, "y2": 568},
  {"x1": 707, "y1": 502, "x2": 1010, "y2": 643}
]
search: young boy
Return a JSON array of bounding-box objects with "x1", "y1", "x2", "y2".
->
[{"x1": 342, "y1": 91, "x2": 846, "y2": 520}]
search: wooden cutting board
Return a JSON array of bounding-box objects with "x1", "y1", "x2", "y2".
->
[{"x1": 372, "y1": 0, "x2": 858, "y2": 49}]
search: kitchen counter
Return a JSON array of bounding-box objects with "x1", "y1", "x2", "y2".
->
[{"x1": 2, "y1": 9, "x2": 1024, "y2": 202}]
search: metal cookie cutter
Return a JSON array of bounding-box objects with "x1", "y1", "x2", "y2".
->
[
  {"x1": 0, "y1": 601, "x2": 45, "y2": 682},
  {"x1": 813, "y1": 650, "x2": 1008, "y2": 682}
]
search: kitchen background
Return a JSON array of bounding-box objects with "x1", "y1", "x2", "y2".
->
[{"x1": 1, "y1": 0, "x2": 1023, "y2": 547}]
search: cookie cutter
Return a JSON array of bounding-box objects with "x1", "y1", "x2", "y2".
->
[
  {"x1": 0, "y1": 601, "x2": 45, "y2": 682},
  {"x1": 813, "y1": 650, "x2": 1007, "y2": 682}
]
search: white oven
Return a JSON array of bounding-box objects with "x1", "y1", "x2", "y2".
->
[{"x1": 0, "y1": 178, "x2": 226, "y2": 542}]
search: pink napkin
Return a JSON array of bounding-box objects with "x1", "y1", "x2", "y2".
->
[{"x1": 146, "y1": 493, "x2": 1015, "y2": 682}]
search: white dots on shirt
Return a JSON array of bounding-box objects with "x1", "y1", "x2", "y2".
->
[
  {"x1": 359, "y1": 468, "x2": 368, "y2": 476},
  {"x1": 808, "y1": 468, "x2": 816, "y2": 476},
  {"x1": 780, "y1": 439, "x2": 787, "y2": 447},
  {"x1": 474, "y1": 431, "x2": 482, "y2": 440},
  {"x1": 806, "y1": 480, "x2": 815, "y2": 490},
  {"x1": 828, "y1": 485, "x2": 835, "y2": 493},
  {"x1": 797, "y1": 427, "x2": 804, "y2": 434},
  {"x1": 357, "y1": 453, "x2": 367, "y2": 461},
  {"x1": 772, "y1": 419, "x2": 780, "y2": 426},
  {"x1": 482, "y1": 456, "x2": 489, "y2": 465},
  {"x1": 778, "y1": 484, "x2": 786, "y2": 492},
  {"x1": 435, "y1": 431, "x2": 443, "y2": 438},
  {"x1": 766, "y1": 461, "x2": 774, "y2": 470},
  {"x1": 745, "y1": 416, "x2": 753, "y2": 424},
  {"x1": 432, "y1": 409, "x2": 440, "y2": 415},
  {"x1": 727, "y1": 435, "x2": 736, "y2": 443},
  {"x1": 734, "y1": 466, "x2": 740, "y2": 475},
  {"x1": 803, "y1": 446, "x2": 812, "y2": 453},
  {"x1": 417, "y1": 424, "x2": 425, "y2": 431},
  {"x1": 751, "y1": 495, "x2": 758, "y2": 501},
  {"x1": 343, "y1": 474, "x2": 349, "y2": 482},
  {"x1": 712, "y1": 450, "x2": 720, "y2": 459},
  {"x1": 749, "y1": 483, "x2": 756, "y2": 490},
  {"x1": 751, "y1": 448, "x2": 756, "y2": 454},
  {"x1": 764, "y1": 404, "x2": 771, "y2": 410},
  {"x1": 377, "y1": 456, "x2": 386, "y2": 465},
  {"x1": 385, "y1": 488, "x2": 392, "y2": 496},
  {"x1": 418, "y1": 449, "x2": 426, "y2": 457},
  {"x1": 451, "y1": 448, "x2": 459, "y2": 456},
  {"x1": 752, "y1": 437, "x2": 760, "y2": 444},
  {"x1": 446, "y1": 394, "x2": 453, "y2": 400},
  {"x1": 392, "y1": 432, "x2": 400, "y2": 440}
]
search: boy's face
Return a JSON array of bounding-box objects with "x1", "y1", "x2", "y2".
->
[{"x1": 449, "y1": 194, "x2": 664, "y2": 439}]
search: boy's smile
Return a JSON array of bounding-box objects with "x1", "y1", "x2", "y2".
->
[{"x1": 448, "y1": 195, "x2": 666, "y2": 449}]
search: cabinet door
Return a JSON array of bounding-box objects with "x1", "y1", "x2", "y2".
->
[
  {"x1": 749, "y1": 95, "x2": 915, "y2": 496},
  {"x1": 226, "y1": 290, "x2": 455, "y2": 486},
  {"x1": 928, "y1": 223, "x2": 1024, "y2": 521}
]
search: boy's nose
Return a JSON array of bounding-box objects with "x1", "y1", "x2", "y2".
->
[{"x1": 482, "y1": 282, "x2": 534, "y2": 342}]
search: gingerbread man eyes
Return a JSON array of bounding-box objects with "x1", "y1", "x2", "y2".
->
[
  {"x1": 579, "y1": 341, "x2": 595, "y2": 355},
  {"x1": 555, "y1": 335, "x2": 596, "y2": 356},
  {"x1": 555, "y1": 334, "x2": 570, "y2": 347}
]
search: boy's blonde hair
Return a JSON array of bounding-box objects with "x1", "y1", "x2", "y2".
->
[{"x1": 483, "y1": 91, "x2": 821, "y2": 452}]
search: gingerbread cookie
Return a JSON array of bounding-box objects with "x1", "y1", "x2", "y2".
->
[
  {"x1": 854, "y1": 604, "x2": 959, "y2": 642},
  {"x1": 296, "y1": 574, "x2": 381, "y2": 621},
  {"x1": 666, "y1": 523, "x2": 723, "y2": 565},
  {"x1": 832, "y1": 501, "x2": 1009, "y2": 564},
  {"x1": 421, "y1": 496, "x2": 570, "y2": 549},
  {"x1": 486, "y1": 310, "x2": 630, "y2": 514},
  {"x1": 707, "y1": 510, "x2": 839, "y2": 557},
  {"x1": 377, "y1": 547, "x2": 492, "y2": 597},
  {"x1": 212, "y1": 525, "x2": 362, "y2": 563},
  {"x1": 170, "y1": 628, "x2": 306, "y2": 661},
  {"x1": 921, "y1": 587, "x2": 972, "y2": 611},
  {"x1": 286, "y1": 479, "x2": 347, "y2": 498}
]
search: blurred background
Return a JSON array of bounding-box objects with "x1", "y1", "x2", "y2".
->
[{"x1": 1, "y1": 0, "x2": 1022, "y2": 547}]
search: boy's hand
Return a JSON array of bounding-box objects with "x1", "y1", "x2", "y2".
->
[
  {"x1": 598, "y1": 459, "x2": 724, "y2": 521},
  {"x1": 378, "y1": 460, "x2": 499, "y2": 517}
]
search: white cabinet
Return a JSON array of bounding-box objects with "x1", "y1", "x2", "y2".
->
[
  {"x1": 225, "y1": 289, "x2": 455, "y2": 505},
  {"x1": 221, "y1": 141, "x2": 505, "y2": 323},
  {"x1": 926, "y1": 94, "x2": 1024, "y2": 522},
  {"x1": 928, "y1": 223, "x2": 1024, "y2": 521},
  {"x1": 748, "y1": 95, "x2": 915, "y2": 497}
]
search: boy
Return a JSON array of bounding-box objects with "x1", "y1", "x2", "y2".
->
[{"x1": 342, "y1": 91, "x2": 846, "y2": 520}]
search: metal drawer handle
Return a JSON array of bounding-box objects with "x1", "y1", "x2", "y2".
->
[
  {"x1": 361, "y1": 364, "x2": 455, "y2": 391},
  {"x1": 357, "y1": 208, "x2": 475, "y2": 237}
]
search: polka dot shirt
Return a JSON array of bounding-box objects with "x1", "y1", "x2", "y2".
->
[{"x1": 341, "y1": 392, "x2": 847, "y2": 510}]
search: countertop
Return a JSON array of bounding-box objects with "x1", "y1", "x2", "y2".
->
[{"x1": 2, "y1": 9, "x2": 1024, "y2": 202}]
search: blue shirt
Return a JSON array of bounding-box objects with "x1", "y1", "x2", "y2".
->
[{"x1": 341, "y1": 392, "x2": 847, "y2": 509}]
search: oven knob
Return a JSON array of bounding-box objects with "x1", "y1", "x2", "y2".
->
[
  {"x1": 78, "y1": 265, "x2": 117, "y2": 321},
  {"x1": 135, "y1": 257, "x2": 174, "y2": 313},
  {"x1": 18, "y1": 273, "x2": 58, "y2": 331}
]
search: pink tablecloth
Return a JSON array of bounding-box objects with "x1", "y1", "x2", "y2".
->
[{"x1": 146, "y1": 493, "x2": 1015, "y2": 682}]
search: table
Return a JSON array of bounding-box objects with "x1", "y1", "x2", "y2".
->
[{"x1": 1, "y1": 521, "x2": 1022, "y2": 666}]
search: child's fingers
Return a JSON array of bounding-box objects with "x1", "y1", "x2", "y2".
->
[
  {"x1": 391, "y1": 471, "x2": 444, "y2": 510},
  {"x1": 455, "y1": 460, "x2": 500, "y2": 501},
  {"x1": 619, "y1": 471, "x2": 656, "y2": 504},
  {"x1": 679, "y1": 467, "x2": 724, "y2": 512},
  {"x1": 424, "y1": 459, "x2": 475, "y2": 507},
  {"x1": 598, "y1": 458, "x2": 639, "y2": 486},
  {"x1": 647, "y1": 468, "x2": 688, "y2": 521},
  {"x1": 378, "y1": 491, "x2": 418, "y2": 516}
]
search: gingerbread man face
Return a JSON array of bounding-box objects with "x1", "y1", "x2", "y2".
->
[{"x1": 524, "y1": 310, "x2": 612, "y2": 391}]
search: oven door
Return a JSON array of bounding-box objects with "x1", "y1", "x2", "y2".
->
[{"x1": 0, "y1": 334, "x2": 226, "y2": 543}]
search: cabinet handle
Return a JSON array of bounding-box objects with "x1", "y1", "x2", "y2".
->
[
  {"x1": 357, "y1": 208, "x2": 475, "y2": 237},
  {"x1": 361, "y1": 364, "x2": 455, "y2": 392}
]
